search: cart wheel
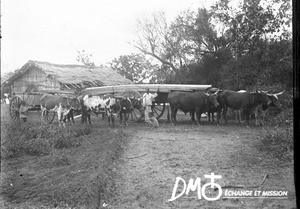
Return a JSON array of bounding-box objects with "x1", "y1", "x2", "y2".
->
[
  {"x1": 10, "y1": 96, "x2": 22, "y2": 122},
  {"x1": 42, "y1": 109, "x2": 56, "y2": 124},
  {"x1": 131, "y1": 108, "x2": 144, "y2": 122},
  {"x1": 151, "y1": 103, "x2": 166, "y2": 119}
]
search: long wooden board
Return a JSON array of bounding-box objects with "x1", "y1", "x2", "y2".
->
[{"x1": 81, "y1": 84, "x2": 212, "y2": 95}]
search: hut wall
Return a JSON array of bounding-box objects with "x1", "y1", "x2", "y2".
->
[{"x1": 11, "y1": 67, "x2": 61, "y2": 93}]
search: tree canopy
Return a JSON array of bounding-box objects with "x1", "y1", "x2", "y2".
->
[
  {"x1": 76, "y1": 0, "x2": 292, "y2": 91},
  {"x1": 132, "y1": 0, "x2": 292, "y2": 90},
  {"x1": 109, "y1": 53, "x2": 159, "y2": 83}
]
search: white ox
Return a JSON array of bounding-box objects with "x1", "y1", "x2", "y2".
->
[{"x1": 82, "y1": 95, "x2": 120, "y2": 127}]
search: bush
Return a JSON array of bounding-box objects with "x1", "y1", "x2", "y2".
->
[
  {"x1": 52, "y1": 150, "x2": 71, "y2": 166},
  {"x1": 254, "y1": 86, "x2": 294, "y2": 161},
  {"x1": 268, "y1": 108, "x2": 293, "y2": 127},
  {"x1": 258, "y1": 125, "x2": 293, "y2": 162},
  {"x1": 25, "y1": 137, "x2": 52, "y2": 156},
  {"x1": 256, "y1": 90, "x2": 293, "y2": 162},
  {"x1": 1, "y1": 121, "x2": 92, "y2": 159}
]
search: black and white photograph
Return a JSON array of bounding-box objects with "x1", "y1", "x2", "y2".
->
[{"x1": 0, "y1": 0, "x2": 295, "y2": 208}]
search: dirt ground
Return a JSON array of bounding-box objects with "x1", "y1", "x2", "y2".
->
[
  {"x1": 0, "y1": 104, "x2": 296, "y2": 208},
  {"x1": 110, "y1": 122, "x2": 296, "y2": 208}
]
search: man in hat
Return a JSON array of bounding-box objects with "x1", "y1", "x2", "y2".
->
[{"x1": 142, "y1": 88, "x2": 158, "y2": 123}]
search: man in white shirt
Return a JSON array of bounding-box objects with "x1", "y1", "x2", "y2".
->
[
  {"x1": 142, "y1": 88, "x2": 157, "y2": 123},
  {"x1": 4, "y1": 93, "x2": 10, "y2": 104}
]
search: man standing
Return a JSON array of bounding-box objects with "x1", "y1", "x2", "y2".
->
[
  {"x1": 142, "y1": 88, "x2": 157, "y2": 123},
  {"x1": 19, "y1": 101, "x2": 29, "y2": 122},
  {"x1": 4, "y1": 93, "x2": 10, "y2": 104}
]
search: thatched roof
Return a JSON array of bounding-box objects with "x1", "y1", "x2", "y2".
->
[{"x1": 3, "y1": 60, "x2": 133, "y2": 87}]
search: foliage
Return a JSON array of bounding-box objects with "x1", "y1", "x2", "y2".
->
[
  {"x1": 110, "y1": 53, "x2": 159, "y2": 83},
  {"x1": 76, "y1": 50, "x2": 96, "y2": 67},
  {"x1": 132, "y1": 0, "x2": 292, "y2": 90},
  {"x1": 256, "y1": 91, "x2": 293, "y2": 162},
  {"x1": 52, "y1": 150, "x2": 71, "y2": 166},
  {"x1": 1, "y1": 71, "x2": 15, "y2": 97},
  {"x1": 1, "y1": 121, "x2": 128, "y2": 209},
  {"x1": 1, "y1": 121, "x2": 92, "y2": 159},
  {"x1": 133, "y1": 11, "x2": 190, "y2": 83},
  {"x1": 269, "y1": 107, "x2": 293, "y2": 126},
  {"x1": 258, "y1": 124, "x2": 293, "y2": 162}
]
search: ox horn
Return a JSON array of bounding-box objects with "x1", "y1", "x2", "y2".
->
[
  {"x1": 204, "y1": 92, "x2": 210, "y2": 96},
  {"x1": 262, "y1": 90, "x2": 271, "y2": 94},
  {"x1": 275, "y1": 91, "x2": 285, "y2": 96},
  {"x1": 214, "y1": 89, "x2": 220, "y2": 95}
]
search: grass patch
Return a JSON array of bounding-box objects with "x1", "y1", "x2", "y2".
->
[
  {"x1": 1, "y1": 120, "x2": 129, "y2": 208},
  {"x1": 1, "y1": 120, "x2": 92, "y2": 159},
  {"x1": 259, "y1": 126, "x2": 293, "y2": 160},
  {"x1": 256, "y1": 108, "x2": 294, "y2": 163}
]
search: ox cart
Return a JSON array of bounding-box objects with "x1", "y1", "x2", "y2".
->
[
  {"x1": 9, "y1": 84, "x2": 212, "y2": 123},
  {"x1": 80, "y1": 84, "x2": 212, "y2": 121},
  {"x1": 9, "y1": 90, "x2": 76, "y2": 123}
]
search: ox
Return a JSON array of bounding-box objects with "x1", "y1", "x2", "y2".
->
[
  {"x1": 130, "y1": 98, "x2": 143, "y2": 111},
  {"x1": 218, "y1": 90, "x2": 271, "y2": 125},
  {"x1": 207, "y1": 90, "x2": 222, "y2": 124},
  {"x1": 128, "y1": 98, "x2": 144, "y2": 121},
  {"x1": 81, "y1": 94, "x2": 116, "y2": 127},
  {"x1": 118, "y1": 97, "x2": 134, "y2": 126},
  {"x1": 40, "y1": 94, "x2": 73, "y2": 127},
  {"x1": 65, "y1": 97, "x2": 82, "y2": 124},
  {"x1": 167, "y1": 91, "x2": 219, "y2": 125},
  {"x1": 253, "y1": 91, "x2": 284, "y2": 126},
  {"x1": 81, "y1": 95, "x2": 133, "y2": 127}
]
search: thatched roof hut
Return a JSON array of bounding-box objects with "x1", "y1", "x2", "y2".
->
[{"x1": 3, "y1": 60, "x2": 133, "y2": 94}]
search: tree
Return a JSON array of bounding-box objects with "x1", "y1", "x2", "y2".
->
[
  {"x1": 132, "y1": 9, "x2": 233, "y2": 84},
  {"x1": 133, "y1": 12, "x2": 194, "y2": 83},
  {"x1": 210, "y1": 0, "x2": 292, "y2": 89},
  {"x1": 109, "y1": 53, "x2": 159, "y2": 83},
  {"x1": 1, "y1": 71, "x2": 15, "y2": 97},
  {"x1": 132, "y1": 0, "x2": 292, "y2": 88},
  {"x1": 76, "y1": 50, "x2": 96, "y2": 67}
]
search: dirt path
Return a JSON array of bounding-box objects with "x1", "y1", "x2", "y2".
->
[
  {"x1": 111, "y1": 123, "x2": 296, "y2": 209},
  {"x1": 0, "y1": 104, "x2": 295, "y2": 208}
]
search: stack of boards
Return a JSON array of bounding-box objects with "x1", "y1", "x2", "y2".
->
[{"x1": 81, "y1": 84, "x2": 213, "y2": 96}]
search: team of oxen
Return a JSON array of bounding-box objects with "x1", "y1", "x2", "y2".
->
[
  {"x1": 39, "y1": 88, "x2": 284, "y2": 127},
  {"x1": 205, "y1": 89, "x2": 284, "y2": 126},
  {"x1": 40, "y1": 93, "x2": 136, "y2": 127}
]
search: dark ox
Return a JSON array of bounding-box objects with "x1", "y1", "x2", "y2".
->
[
  {"x1": 81, "y1": 95, "x2": 133, "y2": 127},
  {"x1": 218, "y1": 90, "x2": 271, "y2": 125},
  {"x1": 207, "y1": 90, "x2": 223, "y2": 124},
  {"x1": 126, "y1": 98, "x2": 144, "y2": 122},
  {"x1": 253, "y1": 91, "x2": 284, "y2": 126},
  {"x1": 167, "y1": 91, "x2": 219, "y2": 125},
  {"x1": 130, "y1": 98, "x2": 143, "y2": 111},
  {"x1": 65, "y1": 97, "x2": 82, "y2": 123},
  {"x1": 40, "y1": 94, "x2": 75, "y2": 127},
  {"x1": 118, "y1": 97, "x2": 135, "y2": 126}
]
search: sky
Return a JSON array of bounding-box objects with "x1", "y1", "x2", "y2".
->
[{"x1": 1, "y1": 0, "x2": 215, "y2": 76}]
